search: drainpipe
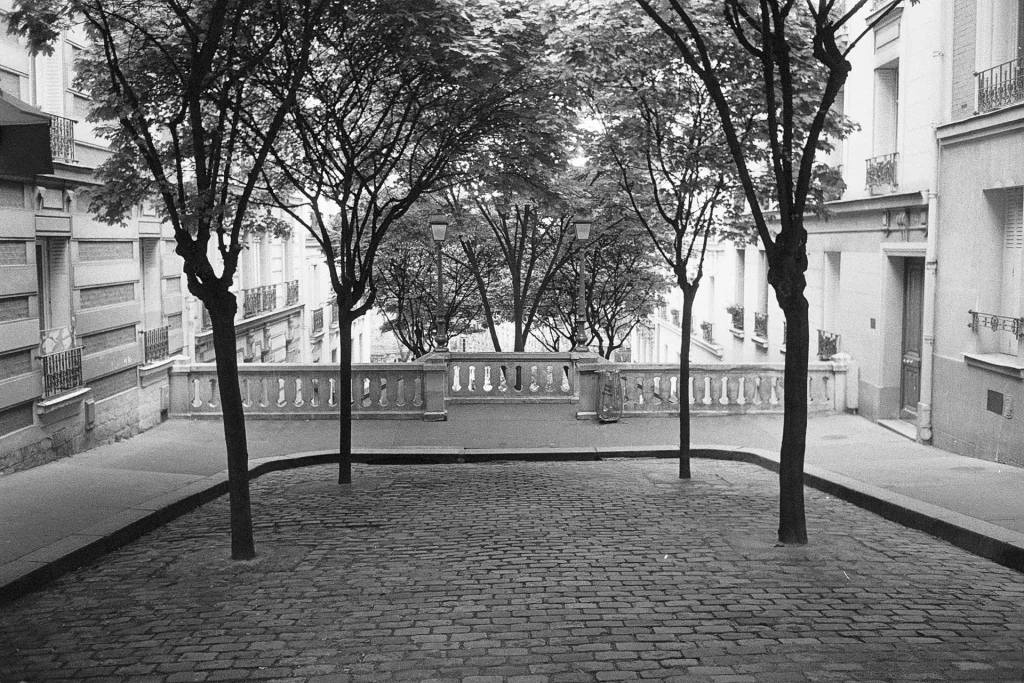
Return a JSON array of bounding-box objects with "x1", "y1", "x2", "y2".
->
[{"x1": 918, "y1": 173, "x2": 939, "y2": 443}]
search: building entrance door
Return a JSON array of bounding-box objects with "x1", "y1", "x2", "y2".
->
[{"x1": 900, "y1": 259, "x2": 925, "y2": 421}]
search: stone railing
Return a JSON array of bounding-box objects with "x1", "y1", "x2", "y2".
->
[
  {"x1": 170, "y1": 362, "x2": 438, "y2": 420},
  {"x1": 169, "y1": 353, "x2": 854, "y2": 422},
  {"x1": 446, "y1": 352, "x2": 576, "y2": 403},
  {"x1": 576, "y1": 360, "x2": 852, "y2": 418}
]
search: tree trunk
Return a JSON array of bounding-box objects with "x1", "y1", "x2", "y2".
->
[
  {"x1": 207, "y1": 295, "x2": 256, "y2": 560},
  {"x1": 771, "y1": 226, "x2": 810, "y2": 545},
  {"x1": 778, "y1": 296, "x2": 809, "y2": 544},
  {"x1": 678, "y1": 285, "x2": 698, "y2": 479},
  {"x1": 338, "y1": 314, "x2": 353, "y2": 485}
]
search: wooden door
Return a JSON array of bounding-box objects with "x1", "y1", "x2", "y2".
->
[{"x1": 900, "y1": 260, "x2": 925, "y2": 420}]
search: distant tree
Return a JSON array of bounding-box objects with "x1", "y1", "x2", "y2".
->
[
  {"x1": 533, "y1": 206, "x2": 672, "y2": 359},
  {"x1": 375, "y1": 205, "x2": 485, "y2": 359},
  {"x1": 449, "y1": 187, "x2": 582, "y2": 352},
  {"x1": 9, "y1": 0, "x2": 325, "y2": 559},
  {"x1": 564, "y1": 0, "x2": 755, "y2": 478},
  {"x1": 257, "y1": 0, "x2": 560, "y2": 483},
  {"x1": 633, "y1": 0, "x2": 885, "y2": 543}
]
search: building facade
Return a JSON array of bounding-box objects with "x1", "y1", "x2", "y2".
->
[
  {"x1": 930, "y1": 0, "x2": 1024, "y2": 465},
  {"x1": 0, "y1": 13, "x2": 185, "y2": 473}
]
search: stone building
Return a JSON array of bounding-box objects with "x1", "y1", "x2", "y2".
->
[{"x1": 0, "y1": 15, "x2": 185, "y2": 473}]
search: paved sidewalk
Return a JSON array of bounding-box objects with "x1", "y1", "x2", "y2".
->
[
  {"x1": 3, "y1": 459, "x2": 1024, "y2": 683},
  {"x1": 2, "y1": 408, "x2": 1024, "y2": 606}
]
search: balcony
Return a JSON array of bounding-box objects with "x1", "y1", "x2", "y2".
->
[
  {"x1": 968, "y1": 310, "x2": 1023, "y2": 339},
  {"x1": 40, "y1": 346, "x2": 83, "y2": 398},
  {"x1": 243, "y1": 285, "x2": 277, "y2": 319},
  {"x1": 312, "y1": 307, "x2": 324, "y2": 335},
  {"x1": 727, "y1": 304, "x2": 744, "y2": 332},
  {"x1": 285, "y1": 280, "x2": 300, "y2": 306},
  {"x1": 977, "y1": 58, "x2": 1024, "y2": 114},
  {"x1": 48, "y1": 114, "x2": 75, "y2": 163},
  {"x1": 865, "y1": 153, "x2": 898, "y2": 193},
  {"x1": 700, "y1": 321, "x2": 714, "y2": 344},
  {"x1": 818, "y1": 329, "x2": 840, "y2": 360},
  {"x1": 143, "y1": 326, "x2": 170, "y2": 364},
  {"x1": 753, "y1": 312, "x2": 768, "y2": 340}
]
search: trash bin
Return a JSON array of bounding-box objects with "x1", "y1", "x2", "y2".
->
[{"x1": 597, "y1": 370, "x2": 623, "y2": 423}]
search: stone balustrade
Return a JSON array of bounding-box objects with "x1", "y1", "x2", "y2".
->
[
  {"x1": 446, "y1": 352, "x2": 576, "y2": 402},
  {"x1": 575, "y1": 359, "x2": 852, "y2": 419},
  {"x1": 170, "y1": 362, "x2": 433, "y2": 420},
  {"x1": 169, "y1": 353, "x2": 854, "y2": 422}
]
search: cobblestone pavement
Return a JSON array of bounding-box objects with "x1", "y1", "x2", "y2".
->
[{"x1": 2, "y1": 459, "x2": 1023, "y2": 683}]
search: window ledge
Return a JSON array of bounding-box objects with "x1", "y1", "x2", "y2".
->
[
  {"x1": 752, "y1": 335, "x2": 768, "y2": 349},
  {"x1": 36, "y1": 386, "x2": 91, "y2": 420},
  {"x1": 963, "y1": 352, "x2": 1024, "y2": 380},
  {"x1": 690, "y1": 335, "x2": 724, "y2": 359},
  {"x1": 730, "y1": 327, "x2": 745, "y2": 340}
]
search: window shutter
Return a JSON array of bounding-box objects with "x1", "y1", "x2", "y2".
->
[{"x1": 1005, "y1": 187, "x2": 1024, "y2": 249}]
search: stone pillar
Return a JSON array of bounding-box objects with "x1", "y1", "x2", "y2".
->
[{"x1": 421, "y1": 352, "x2": 449, "y2": 421}]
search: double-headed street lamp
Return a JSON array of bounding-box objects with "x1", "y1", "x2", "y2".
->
[
  {"x1": 429, "y1": 214, "x2": 449, "y2": 351},
  {"x1": 572, "y1": 217, "x2": 592, "y2": 352}
]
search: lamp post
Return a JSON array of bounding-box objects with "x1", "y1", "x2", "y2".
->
[
  {"x1": 572, "y1": 218, "x2": 592, "y2": 352},
  {"x1": 429, "y1": 214, "x2": 449, "y2": 351}
]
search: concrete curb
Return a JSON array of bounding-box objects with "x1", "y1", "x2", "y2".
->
[{"x1": 3, "y1": 445, "x2": 1022, "y2": 605}]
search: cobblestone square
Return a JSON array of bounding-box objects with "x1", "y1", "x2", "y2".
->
[{"x1": 2, "y1": 459, "x2": 1023, "y2": 683}]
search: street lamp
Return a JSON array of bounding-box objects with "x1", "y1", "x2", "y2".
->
[
  {"x1": 429, "y1": 213, "x2": 449, "y2": 351},
  {"x1": 572, "y1": 217, "x2": 592, "y2": 352}
]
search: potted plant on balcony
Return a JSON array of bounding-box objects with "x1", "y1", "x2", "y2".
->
[{"x1": 726, "y1": 303, "x2": 745, "y2": 331}]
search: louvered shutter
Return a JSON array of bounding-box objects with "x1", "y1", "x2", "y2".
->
[{"x1": 1001, "y1": 188, "x2": 1023, "y2": 354}]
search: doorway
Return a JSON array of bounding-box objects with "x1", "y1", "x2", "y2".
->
[{"x1": 900, "y1": 258, "x2": 925, "y2": 421}]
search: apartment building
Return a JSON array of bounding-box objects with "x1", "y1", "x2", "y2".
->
[
  {"x1": 186, "y1": 227, "x2": 306, "y2": 366},
  {"x1": 931, "y1": 0, "x2": 1024, "y2": 465},
  {"x1": 0, "y1": 15, "x2": 185, "y2": 473}
]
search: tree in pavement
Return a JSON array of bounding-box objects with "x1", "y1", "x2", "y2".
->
[
  {"x1": 632, "y1": 0, "x2": 888, "y2": 543},
  {"x1": 256, "y1": 0, "x2": 559, "y2": 484},
  {"x1": 374, "y1": 204, "x2": 486, "y2": 359},
  {"x1": 563, "y1": 0, "x2": 758, "y2": 479},
  {"x1": 9, "y1": 0, "x2": 325, "y2": 559}
]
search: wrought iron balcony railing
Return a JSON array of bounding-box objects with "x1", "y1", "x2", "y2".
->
[
  {"x1": 41, "y1": 346, "x2": 83, "y2": 398},
  {"x1": 143, "y1": 326, "x2": 169, "y2": 364},
  {"x1": 285, "y1": 280, "x2": 299, "y2": 306},
  {"x1": 243, "y1": 284, "x2": 277, "y2": 318},
  {"x1": 312, "y1": 306, "x2": 324, "y2": 334},
  {"x1": 865, "y1": 153, "x2": 898, "y2": 191},
  {"x1": 201, "y1": 306, "x2": 212, "y2": 331},
  {"x1": 700, "y1": 321, "x2": 714, "y2": 344},
  {"x1": 968, "y1": 310, "x2": 1024, "y2": 339},
  {"x1": 48, "y1": 114, "x2": 75, "y2": 162},
  {"x1": 331, "y1": 300, "x2": 339, "y2": 327},
  {"x1": 818, "y1": 329, "x2": 840, "y2": 360},
  {"x1": 753, "y1": 312, "x2": 768, "y2": 339},
  {"x1": 977, "y1": 57, "x2": 1024, "y2": 114}
]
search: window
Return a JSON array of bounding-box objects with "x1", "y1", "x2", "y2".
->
[
  {"x1": 873, "y1": 65, "x2": 899, "y2": 157},
  {"x1": 1001, "y1": 188, "x2": 1023, "y2": 355},
  {"x1": 976, "y1": 0, "x2": 1024, "y2": 73}
]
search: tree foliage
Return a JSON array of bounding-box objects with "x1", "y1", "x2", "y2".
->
[
  {"x1": 632, "y1": 0, "x2": 886, "y2": 543},
  {"x1": 9, "y1": 0, "x2": 326, "y2": 559}
]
